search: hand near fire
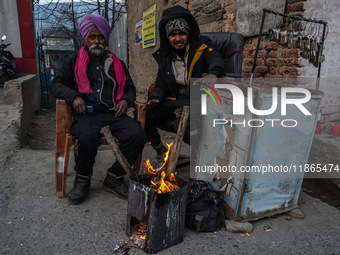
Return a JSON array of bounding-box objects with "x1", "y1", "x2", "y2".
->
[
  {"x1": 142, "y1": 99, "x2": 160, "y2": 111},
  {"x1": 193, "y1": 74, "x2": 217, "y2": 87}
]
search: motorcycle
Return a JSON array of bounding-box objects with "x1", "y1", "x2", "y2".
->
[{"x1": 0, "y1": 35, "x2": 19, "y2": 87}]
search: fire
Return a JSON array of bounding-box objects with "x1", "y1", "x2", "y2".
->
[{"x1": 144, "y1": 143, "x2": 180, "y2": 194}]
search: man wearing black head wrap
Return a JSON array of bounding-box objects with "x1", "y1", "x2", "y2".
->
[{"x1": 143, "y1": 5, "x2": 225, "y2": 163}]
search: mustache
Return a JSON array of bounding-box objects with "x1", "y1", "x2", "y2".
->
[{"x1": 89, "y1": 44, "x2": 105, "y2": 50}]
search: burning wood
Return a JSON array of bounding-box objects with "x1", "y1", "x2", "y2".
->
[
  {"x1": 144, "y1": 143, "x2": 180, "y2": 194},
  {"x1": 130, "y1": 221, "x2": 147, "y2": 249}
]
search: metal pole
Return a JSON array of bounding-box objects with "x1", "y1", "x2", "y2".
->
[
  {"x1": 250, "y1": 9, "x2": 266, "y2": 86},
  {"x1": 316, "y1": 22, "x2": 327, "y2": 90}
]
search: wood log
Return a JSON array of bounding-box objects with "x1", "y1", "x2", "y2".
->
[
  {"x1": 101, "y1": 126, "x2": 139, "y2": 181},
  {"x1": 166, "y1": 106, "x2": 190, "y2": 175}
]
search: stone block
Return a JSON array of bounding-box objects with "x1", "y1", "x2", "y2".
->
[
  {"x1": 287, "y1": 208, "x2": 304, "y2": 219},
  {"x1": 203, "y1": 1, "x2": 221, "y2": 14},
  {"x1": 196, "y1": 9, "x2": 224, "y2": 25},
  {"x1": 199, "y1": 20, "x2": 222, "y2": 33},
  {"x1": 188, "y1": 0, "x2": 212, "y2": 11},
  {"x1": 225, "y1": 220, "x2": 253, "y2": 233}
]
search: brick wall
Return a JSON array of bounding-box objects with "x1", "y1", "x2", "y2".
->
[{"x1": 239, "y1": 0, "x2": 305, "y2": 78}]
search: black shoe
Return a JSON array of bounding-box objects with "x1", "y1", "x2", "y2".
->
[
  {"x1": 67, "y1": 175, "x2": 91, "y2": 204},
  {"x1": 153, "y1": 143, "x2": 167, "y2": 155},
  {"x1": 103, "y1": 172, "x2": 128, "y2": 200}
]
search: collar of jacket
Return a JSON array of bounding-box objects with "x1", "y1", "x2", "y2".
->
[{"x1": 187, "y1": 43, "x2": 207, "y2": 85}]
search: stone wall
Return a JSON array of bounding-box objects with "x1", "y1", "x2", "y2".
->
[{"x1": 126, "y1": 0, "x2": 225, "y2": 102}]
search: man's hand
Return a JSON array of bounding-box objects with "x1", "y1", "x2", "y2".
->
[
  {"x1": 72, "y1": 96, "x2": 86, "y2": 114},
  {"x1": 114, "y1": 99, "x2": 128, "y2": 118},
  {"x1": 142, "y1": 99, "x2": 160, "y2": 111},
  {"x1": 193, "y1": 74, "x2": 218, "y2": 87}
]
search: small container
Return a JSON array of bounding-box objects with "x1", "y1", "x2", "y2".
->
[{"x1": 86, "y1": 105, "x2": 93, "y2": 113}]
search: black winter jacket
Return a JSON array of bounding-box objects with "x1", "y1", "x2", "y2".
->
[
  {"x1": 49, "y1": 50, "x2": 136, "y2": 111},
  {"x1": 149, "y1": 5, "x2": 226, "y2": 102}
]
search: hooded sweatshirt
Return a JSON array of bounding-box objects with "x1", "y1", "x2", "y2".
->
[{"x1": 149, "y1": 5, "x2": 225, "y2": 102}]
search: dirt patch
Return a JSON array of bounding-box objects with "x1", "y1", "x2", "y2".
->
[{"x1": 27, "y1": 108, "x2": 56, "y2": 151}]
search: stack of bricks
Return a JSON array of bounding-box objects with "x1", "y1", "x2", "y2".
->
[{"x1": 222, "y1": 0, "x2": 307, "y2": 78}]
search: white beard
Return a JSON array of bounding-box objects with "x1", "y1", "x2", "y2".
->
[{"x1": 88, "y1": 44, "x2": 106, "y2": 56}]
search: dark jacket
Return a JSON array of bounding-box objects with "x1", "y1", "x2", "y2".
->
[
  {"x1": 49, "y1": 50, "x2": 136, "y2": 112},
  {"x1": 149, "y1": 5, "x2": 225, "y2": 102}
]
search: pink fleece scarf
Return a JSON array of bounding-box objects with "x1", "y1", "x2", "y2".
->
[{"x1": 74, "y1": 46, "x2": 126, "y2": 103}]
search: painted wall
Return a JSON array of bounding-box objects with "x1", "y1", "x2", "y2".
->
[
  {"x1": 0, "y1": 0, "x2": 36, "y2": 74},
  {"x1": 0, "y1": 0, "x2": 22, "y2": 58}
]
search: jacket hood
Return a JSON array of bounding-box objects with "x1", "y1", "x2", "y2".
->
[{"x1": 158, "y1": 5, "x2": 200, "y2": 50}]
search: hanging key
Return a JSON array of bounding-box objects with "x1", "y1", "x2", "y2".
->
[
  {"x1": 292, "y1": 31, "x2": 299, "y2": 42},
  {"x1": 281, "y1": 30, "x2": 288, "y2": 44}
]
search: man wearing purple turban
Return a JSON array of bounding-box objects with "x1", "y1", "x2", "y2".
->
[{"x1": 50, "y1": 14, "x2": 147, "y2": 204}]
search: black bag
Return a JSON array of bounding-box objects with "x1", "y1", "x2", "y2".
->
[{"x1": 185, "y1": 180, "x2": 224, "y2": 232}]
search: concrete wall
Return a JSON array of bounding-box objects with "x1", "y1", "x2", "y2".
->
[
  {"x1": 4, "y1": 75, "x2": 41, "y2": 145},
  {"x1": 301, "y1": 0, "x2": 340, "y2": 124},
  {"x1": 0, "y1": 0, "x2": 22, "y2": 58}
]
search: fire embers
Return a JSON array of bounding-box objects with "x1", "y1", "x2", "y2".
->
[
  {"x1": 144, "y1": 143, "x2": 180, "y2": 194},
  {"x1": 130, "y1": 221, "x2": 147, "y2": 249}
]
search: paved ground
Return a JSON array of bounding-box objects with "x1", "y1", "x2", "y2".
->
[{"x1": 1, "y1": 88, "x2": 340, "y2": 255}]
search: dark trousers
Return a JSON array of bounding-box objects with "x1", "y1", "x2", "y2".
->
[
  {"x1": 70, "y1": 112, "x2": 147, "y2": 177},
  {"x1": 145, "y1": 97, "x2": 190, "y2": 147}
]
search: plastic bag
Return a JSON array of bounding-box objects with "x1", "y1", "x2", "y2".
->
[{"x1": 185, "y1": 180, "x2": 224, "y2": 232}]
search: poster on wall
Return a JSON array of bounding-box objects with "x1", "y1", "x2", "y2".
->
[
  {"x1": 135, "y1": 20, "x2": 143, "y2": 45},
  {"x1": 142, "y1": 3, "x2": 156, "y2": 48}
]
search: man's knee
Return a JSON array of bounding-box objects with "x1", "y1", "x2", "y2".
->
[
  {"x1": 132, "y1": 126, "x2": 147, "y2": 145},
  {"x1": 77, "y1": 130, "x2": 100, "y2": 150}
]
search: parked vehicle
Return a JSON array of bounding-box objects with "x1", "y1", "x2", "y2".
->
[{"x1": 0, "y1": 35, "x2": 19, "y2": 87}]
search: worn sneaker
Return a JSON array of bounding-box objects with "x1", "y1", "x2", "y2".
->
[
  {"x1": 67, "y1": 175, "x2": 91, "y2": 205},
  {"x1": 103, "y1": 172, "x2": 128, "y2": 200}
]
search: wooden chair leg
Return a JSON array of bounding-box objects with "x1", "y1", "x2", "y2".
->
[
  {"x1": 55, "y1": 99, "x2": 73, "y2": 198},
  {"x1": 62, "y1": 135, "x2": 73, "y2": 197}
]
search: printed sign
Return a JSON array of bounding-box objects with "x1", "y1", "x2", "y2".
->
[
  {"x1": 142, "y1": 3, "x2": 156, "y2": 48},
  {"x1": 135, "y1": 20, "x2": 143, "y2": 45}
]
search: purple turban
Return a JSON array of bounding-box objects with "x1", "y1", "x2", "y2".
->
[{"x1": 78, "y1": 14, "x2": 110, "y2": 44}]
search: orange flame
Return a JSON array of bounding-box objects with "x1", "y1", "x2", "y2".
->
[
  {"x1": 144, "y1": 143, "x2": 172, "y2": 174},
  {"x1": 144, "y1": 143, "x2": 180, "y2": 193}
]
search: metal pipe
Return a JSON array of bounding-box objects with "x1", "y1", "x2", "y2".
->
[{"x1": 251, "y1": 9, "x2": 266, "y2": 86}]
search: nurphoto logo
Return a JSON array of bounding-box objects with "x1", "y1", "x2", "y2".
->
[{"x1": 200, "y1": 84, "x2": 312, "y2": 128}]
